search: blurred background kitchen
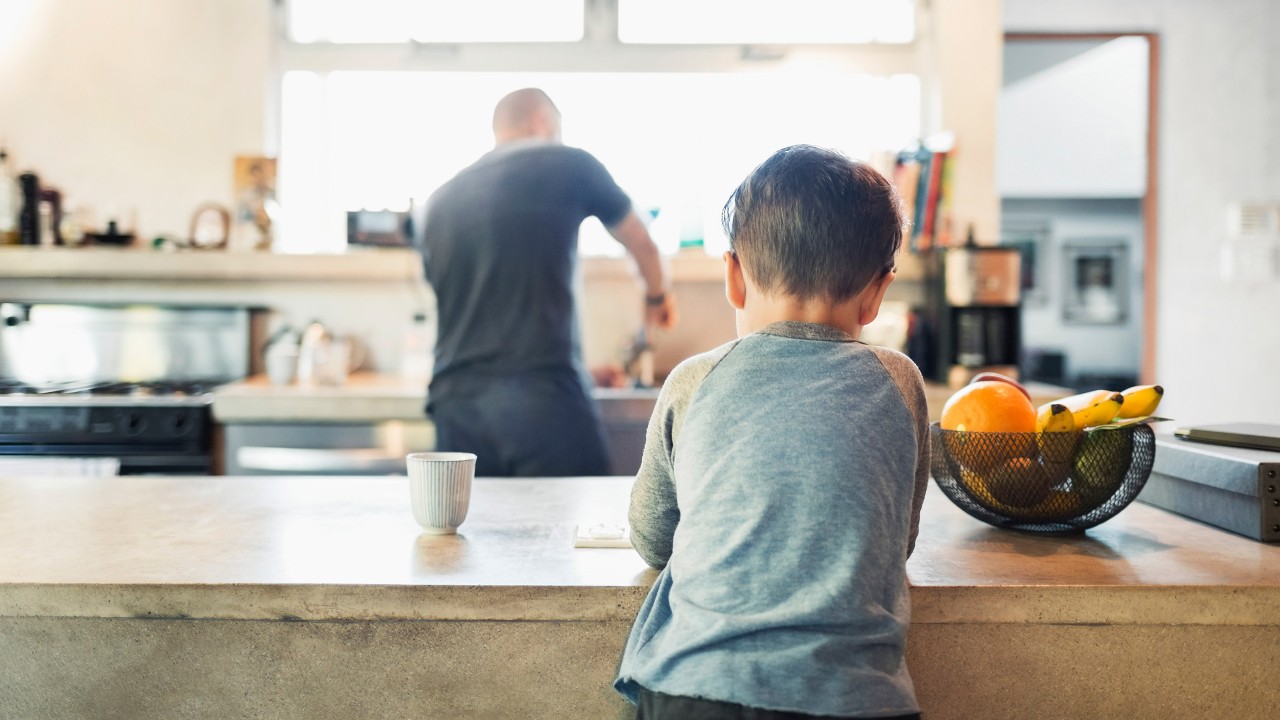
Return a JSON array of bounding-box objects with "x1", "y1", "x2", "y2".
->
[{"x1": 2, "y1": 0, "x2": 1278, "y2": 477}]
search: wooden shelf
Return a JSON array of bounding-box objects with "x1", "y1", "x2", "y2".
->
[{"x1": 0, "y1": 247, "x2": 424, "y2": 283}]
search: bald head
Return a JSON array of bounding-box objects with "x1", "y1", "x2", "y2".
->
[{"x1": 492, "y1": 88, "x2": 562, "y2": 145}]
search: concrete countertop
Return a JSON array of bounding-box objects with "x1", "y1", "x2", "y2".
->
[
  {"x1": 214, "y1": 372, "x2": 1072, "y2": 426},
  {"x1": 212, "y1": 372, "x2": 428, "y2": 423},
  {"x1": 2, "y1": 475, "x2": 1278, "y2": 626},
  {"x1": 212, "y1": 373, "x2": 663, "y2": 424}
]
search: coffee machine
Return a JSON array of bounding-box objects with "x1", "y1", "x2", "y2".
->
[{"x1": 926, "y1": 246, "x2": 1023, "y2": 387}]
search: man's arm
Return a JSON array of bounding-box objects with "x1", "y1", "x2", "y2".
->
[{"x1": 608, "y1": 210, "x2": 678, "y2": 330}]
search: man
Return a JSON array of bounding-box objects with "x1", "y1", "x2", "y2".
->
[{"x1": 421, "y1": 88, "x2": 677, "y2": 477}]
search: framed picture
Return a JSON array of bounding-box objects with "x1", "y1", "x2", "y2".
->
[
  {"x1": 1062, "y1": 240, "x2": 1128, "y2": 325},
  {"x1": 232, "y1": 156, "x2": 278, "y2": 251},
  {"x1": 999, "y1": 220, "x2": 1050, "y2": 306}
]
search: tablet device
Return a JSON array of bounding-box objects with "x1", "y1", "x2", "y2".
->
[{"x1": 1173, "y1": 423, "x2": 1280, "y2": 451}]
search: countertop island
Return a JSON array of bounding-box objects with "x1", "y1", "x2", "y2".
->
[{"x1": 3, "y1": 475, "x2": 1277, "y2": 719}]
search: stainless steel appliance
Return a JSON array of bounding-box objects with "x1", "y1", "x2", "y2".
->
[
  {"x1": 0, "y1": 303, "x2": 249, "y2": 475},
  {"x1": 0, "y1": 381, "x2": 218, "y2": 475}
]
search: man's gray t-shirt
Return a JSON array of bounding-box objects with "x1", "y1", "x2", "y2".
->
[
  {"x1": 422, "y1": 141, "x2": 632, "y2": 387},
  {"x1": 615, "y1": 321, "x2": 930, "y2": 716}
]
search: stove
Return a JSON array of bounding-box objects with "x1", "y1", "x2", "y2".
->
[
  {"x1": 0, "y1": 302, "x2": 251, "y2": 476},
  {"x1": 0, "y1": 380, "x2": 222, "y2": 475}
]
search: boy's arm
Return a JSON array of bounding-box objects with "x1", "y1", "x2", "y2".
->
[
  {"x1": 903, "y1": 368, "x2": 930, "y2": 557},
  {"x1": 627, "y1": 344, "x2": 737, "y2": 569},
  {"x1": 628, "y1": 394, "x2": 680, "y2": 569},
  {"x1": 870, "y1": 346, "x2": 931, "y2": 557}
]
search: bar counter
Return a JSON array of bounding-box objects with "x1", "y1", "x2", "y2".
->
[{"x1": 2, "y1": 475, "x2": 1278, "y2": 719}]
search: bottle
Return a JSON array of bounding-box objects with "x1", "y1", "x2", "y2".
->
[
  {"x1": 0, "y1": 147, "x2": 19, "y2": 245},
  {"x1": 18, "y1": 171, "x2": 40, "y2": 246},
  {"x1": 400, "y1": 312, "x2": 434, "y2": 382}
]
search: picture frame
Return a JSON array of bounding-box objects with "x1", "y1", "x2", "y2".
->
[
  {"x1": 1062, "y1": 240, "x2": 1128, "y2": 325},
  {"x1": 999, "y1": 220, "x2": 1050, "y2": 306},
  {"x1": 232, "y1": 155, "x2": 278, "y2": 251}
]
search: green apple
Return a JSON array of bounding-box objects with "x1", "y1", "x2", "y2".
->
[{"x1": 1071, "y1": 428, "x2": 1133, "y2": 507}]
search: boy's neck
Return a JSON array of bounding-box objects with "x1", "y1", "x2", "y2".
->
[{"x1": 739, "y1": 296, "x2": 865, "y2": 339}]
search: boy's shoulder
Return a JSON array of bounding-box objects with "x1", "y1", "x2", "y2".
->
[{"x1": 662, "y1": 338, "x2": 743, "y2": 403}]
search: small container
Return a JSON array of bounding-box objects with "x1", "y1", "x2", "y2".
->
[
  {"x1": 400, "y1": 312, "x2": 434, "y2": 382},
  {"x1": 407, "y1": 451, "x2": 476, "y2": 535},
  {"x1": 264, "y1": 327, "x2": 300, "y2": 386}
]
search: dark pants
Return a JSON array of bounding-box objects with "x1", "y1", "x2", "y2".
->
[
  {"x1": 637, "y1": 690, "x2": 922, "y2": 720},
  {"x1": 428, "y1": 371, "x2": 612, "y2": 477}
]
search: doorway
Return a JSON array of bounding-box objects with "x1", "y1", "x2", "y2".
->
[{"x1": 998, "y1": 33, "x2": 1159, "y2": 390}]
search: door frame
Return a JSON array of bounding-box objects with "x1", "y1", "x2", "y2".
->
[{"x1": 1003, "y1": 32, "x2": 1160, "y2": 385}]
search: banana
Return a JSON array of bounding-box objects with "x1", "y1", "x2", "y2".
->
[
  {"x1": 1035, "y1": 403, "x2": 1075, "y2": 433},
  {"x1": 1035, "y1": 402, "x2": 1079, "y2": 465},
  {"x1": 1055, "y1": 389, "x2": 1124, "y2": 429},
  {"x1": 1116, "y1": 384, "x2": 1164, "y2": 419}
]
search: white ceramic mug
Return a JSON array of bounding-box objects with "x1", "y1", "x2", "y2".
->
[{"x1": 407, "y1": 452, "x2": 476, "y2": 535}]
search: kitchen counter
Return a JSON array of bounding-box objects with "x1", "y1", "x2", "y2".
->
[
  {"x1": 2, "y1": 474, "x2": 1278, "y2": 719},
  {"x1": 212, "y1": 371, "x2": 428, "y2": 423},
  {"x1": 214, "y1": 372, "x2": 1071, "y2": 426}
]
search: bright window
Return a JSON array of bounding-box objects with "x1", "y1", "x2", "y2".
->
[
  {"x1": 618, "y1": 0, "x2": 915, "y2": 44},
  {"x1": 277, "y1": 71, "x2": 920, "y2": 255},
  {"x1": 288, "y1": 0, "x2": 584, "y2": 43}
]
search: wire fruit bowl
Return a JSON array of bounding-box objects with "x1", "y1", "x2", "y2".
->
[{"x1": 929, "y1": 422, "x2": 1156, "y2": 534}]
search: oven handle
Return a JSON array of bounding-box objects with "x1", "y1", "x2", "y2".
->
[{"x1": 236, "y1": 446, "x2": 405, "y2": 474}]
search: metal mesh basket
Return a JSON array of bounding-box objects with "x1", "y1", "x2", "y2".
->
[{"x1": 930, "y1": 422, "x2": 1156, "y2": 534}]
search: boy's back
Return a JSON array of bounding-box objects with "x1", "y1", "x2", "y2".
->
[{"x1": 617, "y1": 320, "x2": 929, "y2": 717}]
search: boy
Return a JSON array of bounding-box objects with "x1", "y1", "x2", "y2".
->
[{"x1": 614, "y1": 145, "x2": 929, "y2": 720}]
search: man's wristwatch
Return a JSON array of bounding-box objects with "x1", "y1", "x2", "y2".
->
[{"x1": 645, "y1": 292, "x2": 667, "y2": 307}]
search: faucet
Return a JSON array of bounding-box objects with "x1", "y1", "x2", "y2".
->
[{"x1": 622, "y1": 325, "x2": 655, "y2": 388}]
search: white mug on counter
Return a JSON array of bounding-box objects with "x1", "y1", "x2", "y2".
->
[{"x1": 407, "y1": 452, "x2": 476, "y2": 535}]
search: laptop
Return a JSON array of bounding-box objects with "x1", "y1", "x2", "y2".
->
[{"x1": 1173, "y1": 423, "x2": 1280, "y2": 452}]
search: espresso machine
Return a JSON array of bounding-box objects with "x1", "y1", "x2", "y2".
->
[{"x1": 926, "y1": 246, "x2": 1023, "y2": 387}]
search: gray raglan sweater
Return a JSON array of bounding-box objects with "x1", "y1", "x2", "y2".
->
[{"x1": 614, "y1": 321, "x2": 930, "y2": 717}]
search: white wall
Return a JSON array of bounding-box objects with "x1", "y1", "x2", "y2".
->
[
  {"x1": 998, "y1": 37, "x2": 1148, "y2": 198},
  {"x1": 0, "y1": 0, "x2": 271, "y2": 240},
  {"x1": 1005, "y1": 0, "x2": 1280, "y2": 424}
]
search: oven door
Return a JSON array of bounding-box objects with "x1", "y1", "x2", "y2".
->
[{"x1": 0, "y1": 403, "x2": 215, "y2": 476}]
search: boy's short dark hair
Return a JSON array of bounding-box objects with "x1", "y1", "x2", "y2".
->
[{"x1": 721, "y1": 144, "x2": 903, "y2": 301}]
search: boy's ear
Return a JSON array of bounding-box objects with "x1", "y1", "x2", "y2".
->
[
  {"x1": 857, "y1": 270, "x2": 897, "y2": 326},
  {"x1": 724, "y1": 251, "x2": 747, "y2": 310}
]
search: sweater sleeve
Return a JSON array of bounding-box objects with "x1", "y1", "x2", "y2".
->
[
  {"x1": 868, "y1": 346, "x2": 931, "y2": 557},
  {"x1": 628, "y1": 341, "x2": 739, "y2": 568}
]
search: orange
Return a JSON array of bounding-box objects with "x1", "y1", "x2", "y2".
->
[
  {"x1": 941, "y1": 381, "x2": 1037, "y2": 433},
  {"x1": 941, "y1": 381, "x2": 1037, "y2": 473}
]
